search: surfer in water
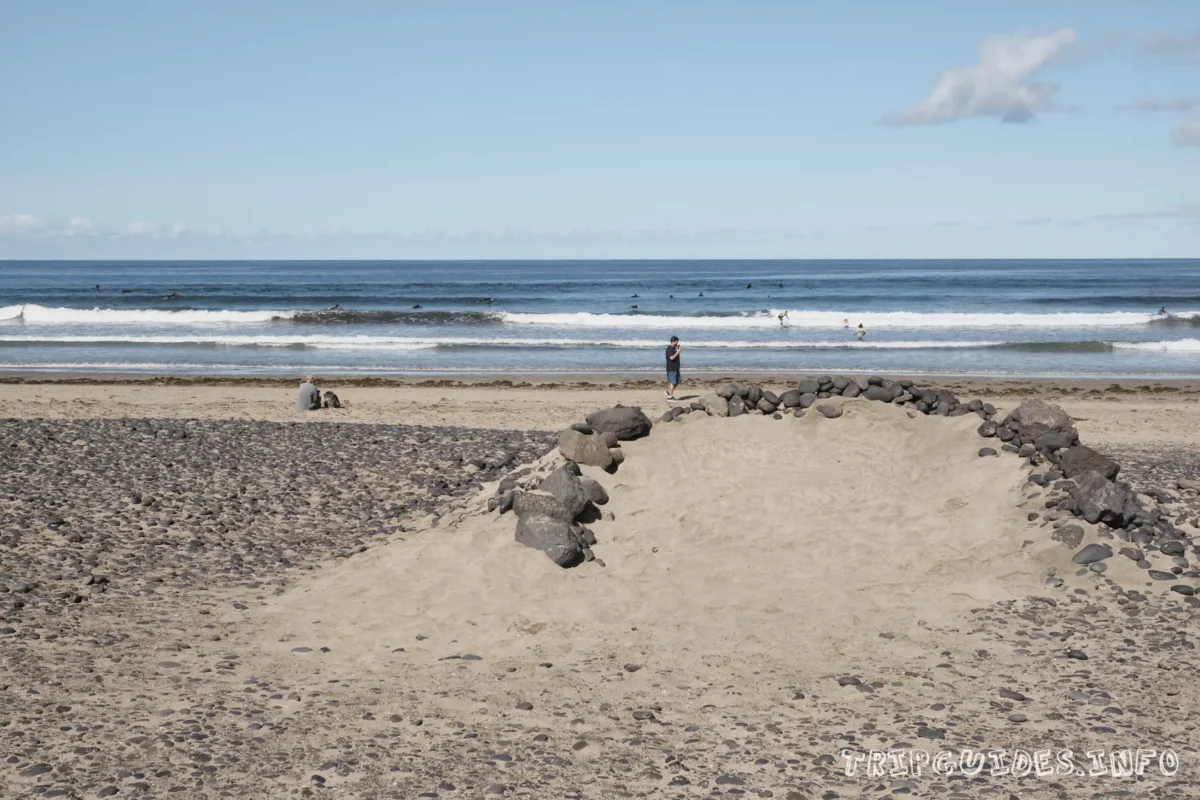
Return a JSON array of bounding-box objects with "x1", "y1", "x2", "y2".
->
[
  {"x1": 855, "y1": 323, "x2": 866, "y2": 342},
  {"x1": 1156, "y1": 306, "x2": 1168, "y2": 316},
  {"x1": 328, "y1": 304, "x2": 341, "y2": 310},
  {"x1": 777, "y1": 311, "x2": 789, "y2": 327},
  {"x1": 163, "y1": 291, "x2": 183, "y2": 300}
]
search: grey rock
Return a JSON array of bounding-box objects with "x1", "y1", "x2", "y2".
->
[
  {"x1": 797, "y1": 378, "x2": 821, "y2": 394},
  {"x1": 841, "y1": 383, "x2": 861, "y2": 398},
  {"x1": 579, "y1": 477, "x2": 609, "y2": 506},
  {"x1": 716, "y1": 382, "x2": 735, "y2": 399},
  {"x1": 701, "y1": 394, "x2": 729, "y2": 417},
  {"x1": 1052, "y1": 524, "x2": 1085, "y2": 549},
  {"x1": 557, "y1": 429, "x2": 613, "y2": 469},
  {"x1": 728, "y1": 396, "x2": 747, "y2": 417},
  {"x1": 1072, "y1": 543, "x2": 1113, "y2": 564},
  {"x1": 798, "y1": 392, "x2": 817, "y2": 409},
  {"x1": 978, "y1": 447, "x2": 997, "y2": 457},
  {"x1": 515, "y1": 516, "x2": 584, "y2": 567},
  {"x1": 816, "y1": 403, "x2": 842, "y2": 418},
  {"x1": 1059, "y1": 445, "x2": 1120, "y2": 481},
  {"x1": 538, "y1": 464, "x2": 589, "y2": 519},
  {"x1": 1003, "y1": 399, "x2": 1078, "y2": 446},
  {"x1": 756, "y1": 398, "x2": 778, "y2": 414},
  {"x1": 585, "y1": 406, "x2": 653, "y2": 441},
  {"x1": 1069, "y1": 472, "x2": 1136, "y2": 528},
  {"x1": 512, "y1": 490, "x2": 573, "y2": 523},
  {"x1": 778, "y1": 389, "x2": 804, "y2": 409}
]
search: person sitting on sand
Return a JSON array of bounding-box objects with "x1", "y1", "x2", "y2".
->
[
  {"x1": 296, "y1": 376, "x2": 321, "y2": 411},
  {"x1": 855, "y1": 323, "x2": 866, "y2": 342},
  {"x1": 665, "y1": 336, "x2": 681, "y2": 402}
]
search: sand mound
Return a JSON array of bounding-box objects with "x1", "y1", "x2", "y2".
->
[{"x1": 256, "y1": 399, "x2": 1064, "y2": 672}]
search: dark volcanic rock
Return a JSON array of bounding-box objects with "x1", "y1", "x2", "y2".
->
[
  {"x1": 1003, "y1": 399, "x2": 1078, "y2": 447},
  {"x1": 1069, "y1": 472, "x2": 1136, "y2": 528},
  {"x1": 512, "y1": 490, "x2": 574, "y2": 523},
  {"x1": 584, "y1": 407, "x2": 653, "y2": 441},
  {"x1": 538, "y1": 464, "x2": 589, "y2": 519},
  {"x1": 1072, "y1": 543, "x2": 1113, "y2": 564},
  {"x1": 1059, "y1": 445, "x2": 1120, "y2": 481},
  {"x1": 515, "y1": 516, "x2": 584, "y2": 567}
]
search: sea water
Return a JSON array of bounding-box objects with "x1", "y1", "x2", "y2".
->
[{"x1": 1, "y1": 259, "x2": 1199, "y2": 378}]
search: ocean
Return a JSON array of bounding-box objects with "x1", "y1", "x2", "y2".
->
[{"x1": 2, "y1": 259, "x2": 1199, "y2": 378}]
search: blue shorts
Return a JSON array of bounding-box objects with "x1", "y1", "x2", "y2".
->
[{"x1": 666, "y1": 370, "x2": 680, "y2": 384}]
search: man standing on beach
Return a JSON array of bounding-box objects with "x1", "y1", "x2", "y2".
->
[
  {"x1": 296, "y1": 376, "x2": 321, "y2": 410},
  {"x1": 665, "y1": 336, "x2": 681, "y2": 401}
]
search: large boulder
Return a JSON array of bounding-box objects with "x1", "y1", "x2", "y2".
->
[
  {"x1": 701, "y1": 394, "x2": 729, "y2": 417},
  {"x1": 841, "y1": 383, "x2": 861, "y2": 398},
  {"x1": 756, "y1": 398, "x2": 777, "y2": 414},
  {"x1": 1059, "y1": 445, "x2": 1120, "y2": 481},
  {"x1": 585, "y1": 406, "x2": 653, "y2": 441},
  {"x1": 716, "y1": 383, "x2": 736, "y2": 399},
  {"x1": 728, "y1": 396, "x2": 747, "y2": 417},
  {"x1": 515, "y1": 516, "x2": 585, "y2": 567},
  {"x1": 512, "y1": 490, "x2": 574, "y2": 523},
  {"x1": 538, "y1": 463, "x2": 589, "y2": 519},
  {"x1": 557, "y1": 429, "x2": 614, "y2": 469},
  {"x1": 797, "y1": 378, "x2": 821, "y2": 394},
  {"x1": 1002, "y1": 400, "x2": 1078, "y2": 447},
  {"x1": 1069, "y1": 472, "x2": 1136, "y2": 528}
]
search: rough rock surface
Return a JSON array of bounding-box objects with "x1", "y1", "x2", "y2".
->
[
  {"x1": 585, "y1": 406, "x2": 653, "y2": 441},
  {"x1": 557, "y1": 428, "x2": 614, "y2": 468}
]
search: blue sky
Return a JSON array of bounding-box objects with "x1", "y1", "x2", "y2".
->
[{"x1": 0, "y1": 0, "x2": 1197, "y2": 259}]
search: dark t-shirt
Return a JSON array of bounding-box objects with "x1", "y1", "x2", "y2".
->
[{"x1": 665, "y1": 344, "x2": 680, "y2": 371}]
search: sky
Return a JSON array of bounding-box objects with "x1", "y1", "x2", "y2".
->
[{"x1": 0, "y1": 0, "x2": 1197, "y2": 260}]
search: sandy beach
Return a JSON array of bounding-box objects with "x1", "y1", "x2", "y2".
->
[{"x1": 3, "y1": 375, "x2": 1200, "y2": 799}]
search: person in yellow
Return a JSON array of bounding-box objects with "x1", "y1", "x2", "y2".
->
[{"x1": 855, "y1": 323, "x2": 866, "y2": 342}]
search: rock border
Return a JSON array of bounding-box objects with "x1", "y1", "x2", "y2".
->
[{"x1": 485, "y1": 376, "x2": 1197, "y2": 597}]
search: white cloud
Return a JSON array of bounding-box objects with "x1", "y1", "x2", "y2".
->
[
  {"x1": 1174, "y1": 116, "x2": 1200, "y2": 147},
  {"x1": 886, "y1": 28, "x2": 1077, "y2": 125},
  {"x1": 0, "y1": 214, "x2": 47, "y2": 236},
  {"x1": 1139, "y1": 29, "x2": 1200, "y2": 63},
  {"x1": 125, "y1": 221, "x2": 161, "y2": 236},
  {"x1": 66, "y1": 217, "x2": 96, "y2": 236},
  {"x1": 1121, "y1": 95, "x2": 1200, "y2": 113}
]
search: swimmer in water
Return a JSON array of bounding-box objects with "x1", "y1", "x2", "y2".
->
[
  {"x1": 411, "y1": 304, "x2": 422, "y2": 309},
  {"x1": 746, "y1": 283, "x2": 753, "y2": 289},
  {"x1": 698, "y1": 292, "x2": 704, "y2": 297},
  {"x1": 163, "y1": 291, "x2": 182, "y2": 300},
  {"x1": 855, "y1": 323, "x2": 866, "y2": 342},
  {"x1": 842, "y1": 318, "x2": 849, "y2": 329},
  {"x1": 630, "y1": 304, "x2": 639, "y2": 309}
]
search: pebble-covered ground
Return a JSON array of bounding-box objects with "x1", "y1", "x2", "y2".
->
[
  {"x1": 0, "y1": 418, "x2": 554, "y2": 799},
  {"x1": 3, "y1": 418, "x2": 1200, "y2": 799}
]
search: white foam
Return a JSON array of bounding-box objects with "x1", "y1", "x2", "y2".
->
[
  {"x1": 0, "y1": 304, "x2": 295, "y2": 324},
  {"x1": 0, "y1": 333, "x2": 1005, "y2": 350},
  {"x1": 501, "y1": 310, "x2": 1200, "y2": 329},
  {"x1": 1112, "y1": 338, "x2": 1200, "y2": 352}
]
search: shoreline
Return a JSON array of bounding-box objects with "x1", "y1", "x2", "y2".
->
[{"x1": 2, "y1": 370, "x2": 1200, "y2": 393}]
